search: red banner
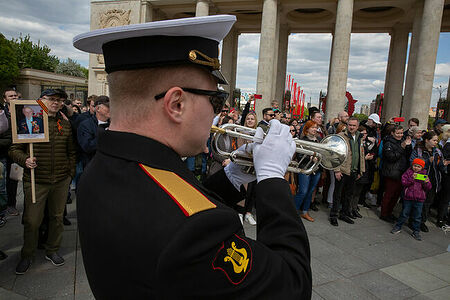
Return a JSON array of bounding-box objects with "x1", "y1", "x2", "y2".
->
[{"x1": 300, "y1": 93, "x2": 305, "y2": 119}]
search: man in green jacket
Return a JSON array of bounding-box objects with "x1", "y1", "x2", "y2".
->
[{"x1": 9, "y1": 89, "x2": 76, "y2": 275}]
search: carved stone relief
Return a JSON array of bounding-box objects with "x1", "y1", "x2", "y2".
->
[
  {"x1": 96, "y1": 9, "x2": 131, "y2": 64},
  {"x1": 96, "y1": 72, "x2": 107, "y2": 82},
  {"x1": 99, "y1": 9, "x2": 131, "y2": 28}
]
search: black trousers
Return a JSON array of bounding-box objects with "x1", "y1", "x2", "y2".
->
[
  {"x1": 437, "y1": 176, "x2": 450, "y2": 222},
  {"x1": 422, "y1": 183, "x2": 436, "y2": 224},
  {"x1": 6, "y1": 159, "x2": 18, "y2": 208},
  {"x1": 331, "y1": 173, "x2": 357, "y2": 218},
  {"x1": 359, "y1": 182, "x2": 372, "y2": 204}
]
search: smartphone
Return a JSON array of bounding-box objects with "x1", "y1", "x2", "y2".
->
[
  {"x1": 393, "y1": 117, "x2": 405, "y2": 122},
  {"x1": 414, "y1": 174, "x2": 428, "y2": 181}
]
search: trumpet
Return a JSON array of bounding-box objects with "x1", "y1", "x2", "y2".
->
[{"x1": 211, "y1": 123, "x2": 348, "y2": 174}]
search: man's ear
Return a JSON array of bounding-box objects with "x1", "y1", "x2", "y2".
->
[{"x1": 163, "y1": 87, "x2": 185, "y2": 124}]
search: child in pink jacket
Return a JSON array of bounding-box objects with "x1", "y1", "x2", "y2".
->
[{"x1": 391, "y1": 158, "x2": 431, "y2": 240}]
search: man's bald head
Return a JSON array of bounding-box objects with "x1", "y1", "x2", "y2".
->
[{"x1": 338, "y1": 111, "x2": 349, "y2": 124}]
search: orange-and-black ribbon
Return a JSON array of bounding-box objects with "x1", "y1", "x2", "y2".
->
[
  {"x1": 36, "y1": 99, "x2": 48, "y2": 114},
  {"x1": 57, "y1": 119, "x2": 63, "y2": 135}
]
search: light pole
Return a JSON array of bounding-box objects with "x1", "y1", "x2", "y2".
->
[{"x1": 434, "y1": 85, "x2": 448, "y2": 100}]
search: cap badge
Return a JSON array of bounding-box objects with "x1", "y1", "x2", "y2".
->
[{"x1": 188, "y1": 50, "x2": 220, "y2": 70}]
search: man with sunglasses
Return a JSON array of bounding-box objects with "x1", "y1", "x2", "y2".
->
[
  {"x1": 74, "y1": 15, "x2": 311, "y2": 299},
  {"x1": 258, "y1": 107, "x2": 275, "y2": 132},
  {"x1": 213, "y1": 103, "x2": 229, "y2": 126}
]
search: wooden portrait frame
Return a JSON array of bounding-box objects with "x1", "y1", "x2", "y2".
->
[{"x1": 10, "y1": 100, "x2": 49, "y2": 144}]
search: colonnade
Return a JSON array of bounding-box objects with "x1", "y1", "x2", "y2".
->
[{"x1": 153, "y1": 0, "x2": 446, "y2": 126}]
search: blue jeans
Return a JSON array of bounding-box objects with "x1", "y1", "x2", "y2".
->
[
  {"x1": 294, "y1": 171, "x2": 321, "y2": 213},
  {"x1": 73, "y1": 161, "x2": 83, "y2": 190},
  {"x1": 0, "y1": 158, "x2": 8, "y2": 217},
  {"x1": 395, "y1": 200, "x2": 423, "y2": 232}
]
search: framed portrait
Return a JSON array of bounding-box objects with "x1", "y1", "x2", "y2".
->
[{"x1": 10, "y1": 100, "x2": 49, "y2": 144}]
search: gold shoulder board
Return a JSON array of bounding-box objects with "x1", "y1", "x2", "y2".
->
[{"x1": 139, "y1": 164, "x2": 216, "y2": 216}]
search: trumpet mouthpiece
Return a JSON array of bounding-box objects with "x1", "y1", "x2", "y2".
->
[{"x1": 211, "y1": 125, "x2": 226, "y2": 134}]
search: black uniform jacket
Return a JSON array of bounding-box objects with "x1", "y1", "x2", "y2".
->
[{"x1": 77, "y1": 130, "x2": 311, "y2": 299}]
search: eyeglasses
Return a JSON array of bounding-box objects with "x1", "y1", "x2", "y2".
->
[
  {"x1": 266, "y1": 113, "x2": 275, "y2": 118},
  {"x1": 222, "y1": 109, "x2": 229, "y2": 113},
  {"x1": 43, "y1": 96, "x2": 64, "y2": 103},
  {"x1": 155, "y1": 87, "x2": 229, "y2": 114},
  {"x1": 290, "y1": 129, "x2": 297, "y2": 132}
]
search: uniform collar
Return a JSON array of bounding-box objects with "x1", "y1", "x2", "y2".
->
[{"x1": 97, "y1": 130, "x2": 194, "y2": 179}]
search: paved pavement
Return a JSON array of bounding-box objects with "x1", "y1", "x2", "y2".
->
[{"x1": 0, "y1": 186, "x2": 449, "y2": 299}]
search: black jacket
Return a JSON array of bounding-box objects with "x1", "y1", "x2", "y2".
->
[
  {"x1": 443, "y1": 142, "x2": 450, "y2": 174},
  {"x1": 358, "y1": 138, "x2": 377, "y2": 184},
  {"x1": 381, "y1": 135, "x2": 412, "y2": 180},
  {"x1": 0, "y1": 121, "x2": 11, "y2": 158},
  {"x1": 77, "y1": 130, "x2": 312, "y2": 299},
  {"x1": 77, "y1": 114, "x2": 109, "y2": 167}
]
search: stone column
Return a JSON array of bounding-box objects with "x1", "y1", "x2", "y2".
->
[
  {"x1": 405, "y1": 0, "x2": 445, "y2": 127},
  {"x1": 256, "y1": 0, "x2": 278, "y2": 118},
  {"x1": 403, "y1": 0, "x2": 424, "y2": 122},
  {"x1": 447, "y1": 76, "x2": 450, "y2": 101},
  {"x1": 325, "y1": 0, "x2": 354, "y2": 123},
  {"x1": 382, "y1": 25, "x2": 409, "y2": 121},
  {"x1": 381, "y1": 33, "x2": 394, "y2": 121},
  {"x1": 220, "y1": 29, "x2": 239, "y2": 103},
  {"x1": 271, "y1": 7, "x2": 281, "y2": 97},
  {"x1": 274, "y1": 25, "x2": 289, "y2": 107},
  {"x1": 195, "y1": 0, "x2": 209, "y2": 17},
  {"x1": 140, "y1": 1, "x2": 154, "y2": 22}
]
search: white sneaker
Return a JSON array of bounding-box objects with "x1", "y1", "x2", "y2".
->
[
  {"x1": 368, "y1": 193, "x2": 378, "y2": 206},
  {"x1": 238, "y1": 214, "x2": 244, "y2": 225},
  {"x1": 245, "y1": 213, "x2": 257, "y2": 225}
]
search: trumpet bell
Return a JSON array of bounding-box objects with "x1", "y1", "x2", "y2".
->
[{"x1": 317, "y1": 134, "x2": 348, "y2": 170}]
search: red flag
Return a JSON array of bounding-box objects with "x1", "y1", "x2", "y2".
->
[
  {"x1": 293, "y1": 87, "x2": 299, "y2": 116},
  {"x1": 300, "y1": 93, "x2": 306, "y2": 119},
  {"x1": 293, "y1": 83, "x2": 297, "y2": 106},
  {"x1": 254, "y1": 94, "x2": 262, "y2": 99},
  {"x1": 287, "y1": 75, "x2": 291, "y2": 90}
]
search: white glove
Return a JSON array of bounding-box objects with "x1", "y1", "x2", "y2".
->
[
  {"x1": 253, "y1": 119, "x2": 296, "y2": 182},
  {"x1": 224, "y1": 143, "x2": 257, "y2": 190}
]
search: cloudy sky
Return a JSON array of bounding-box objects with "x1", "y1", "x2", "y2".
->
[{"x1": 1, "y1": 0, "x2": 449, "y2": 112}]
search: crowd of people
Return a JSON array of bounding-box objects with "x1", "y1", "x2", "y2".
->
[
  {"x1": 1, "y1": 14, "x2": 448, "y2": 298},
  {"x1": 202, "y1": 99, "x2": 450, "y2": 241},
  {"x1": 0, "y1": 88, "x2": 110, "y2": 274},
  {"x1": 0, "y1": 87, "x2": 449, "y2": 272}
]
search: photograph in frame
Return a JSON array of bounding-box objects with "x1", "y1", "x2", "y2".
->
[{"x1": 10, "y1": 100, "x2": 49, "y2": 144}]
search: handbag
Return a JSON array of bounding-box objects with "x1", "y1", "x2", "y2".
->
[
  {"x1": 284, "y1": 172, "x2": 297, "y2": 195},
  {"x1": 10, "y1": 163, "x2": 24, "y2": 181}
]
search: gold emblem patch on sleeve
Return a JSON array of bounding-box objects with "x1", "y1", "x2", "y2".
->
[
  {"x1": 212, "y1": 234, "x2": 252, "y2": 285},
  {"x1": 139, "y1": 164, "x2": 216, "y2": 216}
]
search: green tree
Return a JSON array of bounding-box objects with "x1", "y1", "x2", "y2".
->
[
  {"x1": 428, "y1": 116, "x2": 434, "y2": 130},
  {"x1": 352, "y1": 113, "x2": 368, "y2": 122},
  {"x1": 11, "y1": 35, "x2": 59, "y2": 72},
  {"x1": 0, "y1": 34, "x2": 20, "y2": 90},
  {"x1": 55, "y1": 58, "x2": 88, "y2": 78}
]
